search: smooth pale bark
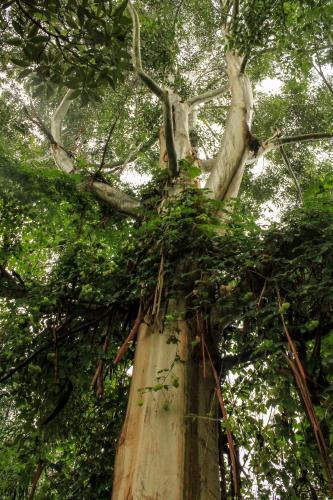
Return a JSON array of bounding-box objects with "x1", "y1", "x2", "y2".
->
[
  {"x1": 171, "y1": 93, "x2": 192, "y2": 161},
  {"x1": 90, "y1": 182, "x2": 142, "y2": 217},
  {"x1": 112, "y1": 302, "x2": 219, "y2": 500},
  {"x1": 205, "y1": 53, "x2": 253, "y2": 201},
  {"x1": 50, "y1": 90, "x2": 75, "y2": 173}
]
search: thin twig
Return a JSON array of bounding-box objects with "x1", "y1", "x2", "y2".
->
[
  {"x1": 99, "y1": 117, "x2": 120, "y2": 170},
  {"x1": 279, "y1": 145, "x2": 303, "y2": 204}
]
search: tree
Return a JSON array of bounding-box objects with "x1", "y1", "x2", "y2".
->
[{"x1": 0, "y1": 0, "x2": 333, "y2": 498}]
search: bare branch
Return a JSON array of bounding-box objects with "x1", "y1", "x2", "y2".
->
[
  {"x1": 313, "y1": 62, "x2": 333, "y2": 97},
  {"x1": 49, "y1": 89, "x2": 76, "y2": 173},
  {"x1": 0, "y1": 265, "x2": 26, "y2": 298},
  {"x1": 127, "y1": 0, "x2": 178, "y2": 179},
  {"x1": 48, "y1": 93, "x2": 143, "y2": 217},
  {"x1": 251, "y1": 131, "x2": 333, "y2": 163},
  {"x1": 23, "y1": 103, "x2": 56, "y2": 144},
  {"x1": 128, "y1": 0, "x2": 142, "y2": 70},
  {"x1": 280, "y1": 145, "x2": 303, "y2": 204},
  {"x1": 99, "y1": 117, "x2": 120, "y2": 170},
  {"x1": 188, "y1": 85, "x2": 228, "y2": 108},
  {"x1": 277, "y1": 132, "x2": 333, "y2": 146},
  {"x1": 137, "y1": 70, "x2": 164, "y2": 99},
  {"x1": 28, "y1": 460, "x2": 44, "y2": 500},
  {"x1": 51, "y1": 89, "x2": 75, "y2": 144}
]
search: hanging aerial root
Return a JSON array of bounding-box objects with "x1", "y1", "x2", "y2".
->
[
  {"x1": 113, "y1": 300, "x2": 151, "y2": 365},
  {"x1": 151, "y1": 250, "x2": 165, "y2": 327},
  {"x1": 204, "y1": 341, "x2": 241, "y2": 499},
  {"x1": 28, "y1": 460, "x2": 44, "y2": 500},
  {"x1": 276, "y1": 288, "x2": 333, "y2": 496},
  {"x1": 91, "y1": 317, "x2": 113, "y2": 396},
  {"x1": 195, "y1": 310, "x2": 207, "y2": 378}
]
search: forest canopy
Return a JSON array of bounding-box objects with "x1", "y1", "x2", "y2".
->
[{"x1": 0, "y1": 0, "x2": 333, "y2": 498}]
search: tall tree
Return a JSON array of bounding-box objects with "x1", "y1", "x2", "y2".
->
[{"x1": 0, "y1": 0, "x2": 333, "y2": 498}]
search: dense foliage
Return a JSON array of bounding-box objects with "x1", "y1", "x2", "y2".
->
[{"x1": 1, "y1": 155, "x2": 333, "y2": 497}]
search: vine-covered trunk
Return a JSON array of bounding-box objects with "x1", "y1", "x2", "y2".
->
[
  {"x1": 112, "y1": 300, "x2": 220, "y2": 499},
  {"x1": 112, "y1": 94, "x2": 220, "y2": 499},
  {"x1": 112, "y1": 72, "x2": 251, "y2": 497}
]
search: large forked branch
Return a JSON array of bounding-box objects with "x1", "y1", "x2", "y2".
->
[
  {"x1": 205, "y1": 52, "x2": 253, "y2": 200},
  {"x1": 46, "y1": 92, "x2": 142, "y2": 217},
  {"x1": 128, "y1": 0, "x2": 178, "y2": 177}
]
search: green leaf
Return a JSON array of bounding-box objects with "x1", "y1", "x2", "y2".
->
[
  {"x1": 11, "y1": 58, "x2": 30, "y2": 68},
  {"x1": 6, "y1": 37, "x2": 22, "y2": 46}
]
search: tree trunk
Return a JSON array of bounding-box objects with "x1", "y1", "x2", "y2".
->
[
  {"x1": 112, "y1": 76, "x2": 251, "y2": 497},
  {"x1": 112, "y1": 300, "x2": 220, "y2": 499}
]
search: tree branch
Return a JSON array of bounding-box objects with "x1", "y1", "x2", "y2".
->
[
  {"x1": 49, "y1": 89, "x2": 76, "y2": 173},
  {"x1": 188, "y1": 85, "x2": 228, "y2": 108},
  {"x1": 137, "y1": 70, "x2": 164, "y2": 99},
  {"x1": 46, "y1": 92, "x2": 143, "y2": 216},
  {"x1": 205, "y1": 52, "x2": 254, "y2": 200},
  {"x1": 102, "y1": 133, "x2": 158, "y2": 170},
  {"x1": 28, "y1": 460, "x2": 44, "y2": 500},
  {"x1": 127, "y1": 1, "x2": 164, "y2": 99},
  {"x1": 279, "y1": 145, "x2": 303, "y2": 204},
  {"x1": 0, "y1": 265, "x2": 26, "y2": 298},
  {"x1": 23, "y1": 104, "x2": 56, "y2": 145},
  {"x1": 90, "y1": 182, "x2": 142, "y2": 217},
  {"x1": 313, "y1": 62, "x2": 333, "y2": 97},
  {"x1": 239, "y1": 51, "x2": 250, "y2": 74},
  {"x1": 99, "y1": 117, "x2": 120, "y2": 170},
  {"x1": 51, "y1": 89, "x2": 74, "y2": 145},
  {"x1": 0, "y1": 313, "x2": 110, "y2": 384},
  {"x1": 250, "y1": 131, "x2": 333, "y2": 164},
  {"x1": 277, "y1": 132, "x2": 333, "y2": 146}
]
